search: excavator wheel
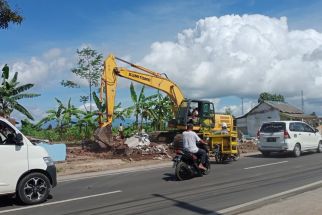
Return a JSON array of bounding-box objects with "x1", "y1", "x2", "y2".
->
[{"x1": 94, "y1": 125, "x2": 114, "y2": 149}]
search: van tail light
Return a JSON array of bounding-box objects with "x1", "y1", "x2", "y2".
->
[{"x1": 284, "y1": 130, "x2": 290, "y2": 139}]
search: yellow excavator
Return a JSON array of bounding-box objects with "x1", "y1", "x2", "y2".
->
[{"x1": 94, "y1": 54, "x2": 239, "y2": 162}]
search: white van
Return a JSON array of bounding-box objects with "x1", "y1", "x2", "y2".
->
[
  {"x1": 258, "y1": 121, "x2": 322, "y2": 157},
  {"x1": 0, "y1": 117, "x2": 57, "y2": 204}
]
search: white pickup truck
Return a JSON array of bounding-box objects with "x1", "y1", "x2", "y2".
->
[{"x1": 0, "y1": 117, "x2": 57, "y2": 204}]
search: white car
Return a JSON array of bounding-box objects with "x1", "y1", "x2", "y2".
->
[
  {"x1": 0, "y1": 117, "x2": 57, "y2": 204},
  {"x1": 257, "y1": 121, "x2": 322, "y2": 157}
]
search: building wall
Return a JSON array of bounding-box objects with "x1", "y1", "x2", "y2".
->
[
  {"x1": 236, "y1": 117, "x2": 247, "y2": 135},
  {"x1": 237, "y1": 103, "x2": 280, "y2": 137}
]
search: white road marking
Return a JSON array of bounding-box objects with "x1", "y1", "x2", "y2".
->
[
  {"x1": 217, "y1": 180, "x2": 322, "y2": 214},
  {"x1": 244, "y1": 161, "x2": 288, "y2": 170},
  {"x1": 0, "y1": 190, "x2": 122, "y2": 214}
]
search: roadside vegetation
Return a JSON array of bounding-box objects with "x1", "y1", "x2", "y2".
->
[
  {"x1": 1, "y1": 47, "x2": 292, "y2": 143},
  {"x1": 0, "y1": 49, "x2": 169, "y2": 142}
]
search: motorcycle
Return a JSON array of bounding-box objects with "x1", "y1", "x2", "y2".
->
[{"x1": 173, "y1": 143, "x2": 211, "y2": 181}]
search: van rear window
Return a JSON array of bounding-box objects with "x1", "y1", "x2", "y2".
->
[{"x1": 260, "y1": 122, "x2": 285, "y2": 133}]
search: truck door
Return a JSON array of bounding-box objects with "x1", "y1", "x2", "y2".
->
[{"x1": 0, "y1": 121, "x2": 28, "y2": 194}]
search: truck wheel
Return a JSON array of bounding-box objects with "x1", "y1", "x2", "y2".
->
[
  {"x1": 293, "y1": 144, "x2": 301, "y2": 157},
  {"x1": 17, "y1": 172, "x2": 51, "y2": 205}
]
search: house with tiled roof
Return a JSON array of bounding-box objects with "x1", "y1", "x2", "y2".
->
[{"x1": 236, "y1": 100, "x2": 319, "y2": 137}]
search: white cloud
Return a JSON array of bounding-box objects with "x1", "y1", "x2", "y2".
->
[
  {"x1": 78, "y1": 103, "x2": 98, "y2": 112},
  {"x1": 42, "y1": 48, "x2": 62, "y2": 60},
  {"x1": 216, "y1": 100, "x2": 257, "y2": 117},
  {"x1": 140, "y1": 14, "x2": 322, "y2": 113},
  {"x1": 10, "y1": 48, "x2": 73, "y2": 88}
]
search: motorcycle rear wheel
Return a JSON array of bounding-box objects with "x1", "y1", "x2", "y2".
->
[{"x1": 175, "y1": 162, "x2": 193, "y2": 181}]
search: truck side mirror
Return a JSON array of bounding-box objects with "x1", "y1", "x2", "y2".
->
[{"x1": 14, "y1": 133, "x2": 24, "y2": 146}]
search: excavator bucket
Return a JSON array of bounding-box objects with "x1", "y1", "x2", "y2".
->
[{"x1": 94, "y1": 125, "x2": 114, "y2": 149}]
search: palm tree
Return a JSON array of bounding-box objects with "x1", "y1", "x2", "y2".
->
[{"x1": 0, "y1": 64, "x2": 40, "y2": 120}]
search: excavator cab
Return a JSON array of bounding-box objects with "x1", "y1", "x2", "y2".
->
[{"x1": 170, "y1": 99, "x2": 215, "y2": 131}]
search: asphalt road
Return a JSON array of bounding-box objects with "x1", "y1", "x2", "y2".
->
[{"x1": 1, "y1": 152, "x2": 322, "y2": 215}]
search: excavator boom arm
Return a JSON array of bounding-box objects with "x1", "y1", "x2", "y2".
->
[{"x1": 99, "y1": 54, "x2": 185, "y2": 127}]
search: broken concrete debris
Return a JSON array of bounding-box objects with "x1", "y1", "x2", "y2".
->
[
  {"x1": 123, "y1": 132, "x2": 170, "y2": 157},
  {"x1": 124, "y1": 132, "x2": 150, "y2": 148}
]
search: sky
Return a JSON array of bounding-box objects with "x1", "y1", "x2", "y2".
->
[{"x1": 1, "y1": 0, "x2": 322, "y2": 122}]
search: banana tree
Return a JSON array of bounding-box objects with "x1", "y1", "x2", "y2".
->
[
  {"x1": 151, "y1": 92, "x2": 173, "y2": 130},
  {"x1": 128, "y1": 82, "x2": 146, "y2": 129},
  {"x1": 140, "y1": 94, "x2": 159, "y2": 129},
  {"x1": 0, "y1": 64, "x2": 40, "y2": 120},
  {"x1": 37, "y1": 98, "x2": 83, "y2": 139}
]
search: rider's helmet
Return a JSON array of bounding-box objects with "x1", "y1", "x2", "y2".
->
[{"x1": 221, "y1": 122, "x2": 227, "y2": 129}]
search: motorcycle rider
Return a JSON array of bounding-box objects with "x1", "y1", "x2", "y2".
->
[{"x1": 182, "y1": 123, "x2": 208, "y2": 170}]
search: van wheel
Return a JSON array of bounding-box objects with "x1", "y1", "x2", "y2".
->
[
  {"x1": 17, "y1": 172, "x2": 51, "y2": 205},
  {"x1": 317, "y1": 141, "x2": 322, "y2": 153},
  {"x1": 261, "y1": 151, "x2": 270, "y2": 157},
  {"x1": 293, "y1": 144, "x2": 301, "y2": 157}
]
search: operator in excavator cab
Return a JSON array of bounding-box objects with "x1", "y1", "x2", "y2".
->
[{"x1": 182, "y1": 124, "x2": 208, "y2": 170}]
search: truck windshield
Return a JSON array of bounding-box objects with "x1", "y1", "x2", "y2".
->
[{"x1": 260, "y1": 122, "x2": 285, "y2": 133}]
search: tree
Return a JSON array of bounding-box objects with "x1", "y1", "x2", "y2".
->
[
  {"x1": 258, "y1": 92, "x2": 285, "y2": 103},
  {"x1": 92, "y1": 91, "x2": 131, "y2": 123},
  {"x1": 150, "y1": 92, "x2": 173, "y2": 130},
  {"x1": 224, "y1": 107, "x2": 233, "y2": 115},
  {"x1": 61, "y1": 47, "x2": 103, "y2": 112},
  {"x1": 37, "y1": 98, "x2": 83, "y2": 139},
  {"x1": 0, "y1": 0, "x2": 23, "y2": 29},
  {"x1": 127, "y1": 82, "x2": 143, "y2": 128},
  {"x1": 140, "y1": 94, "x2": 159, "y2": 129},
  {"x1": 0, "y1": 64, "x2": 40, "y2": 120}
]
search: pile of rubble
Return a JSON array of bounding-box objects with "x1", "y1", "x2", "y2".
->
[
  {"x1": 122, "y1": 132, "x2": 172, "y2": 158},
  {"x1": 81, "y1": 132, "x2": 173, "y2": 160},
  {"x1": 238, "y1": 139, "x2": 258, "y2": 153}
]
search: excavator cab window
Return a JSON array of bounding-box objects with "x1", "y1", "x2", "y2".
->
[
  {"x1": 201, "y1": 102, "x2": 215, "y2": 118},
  {"x1": 177, "y1": 101, "x2": 188, "y2": 125},
  {"x1": 199, "y1": 102, "x2": 215, "y2": 127}
]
